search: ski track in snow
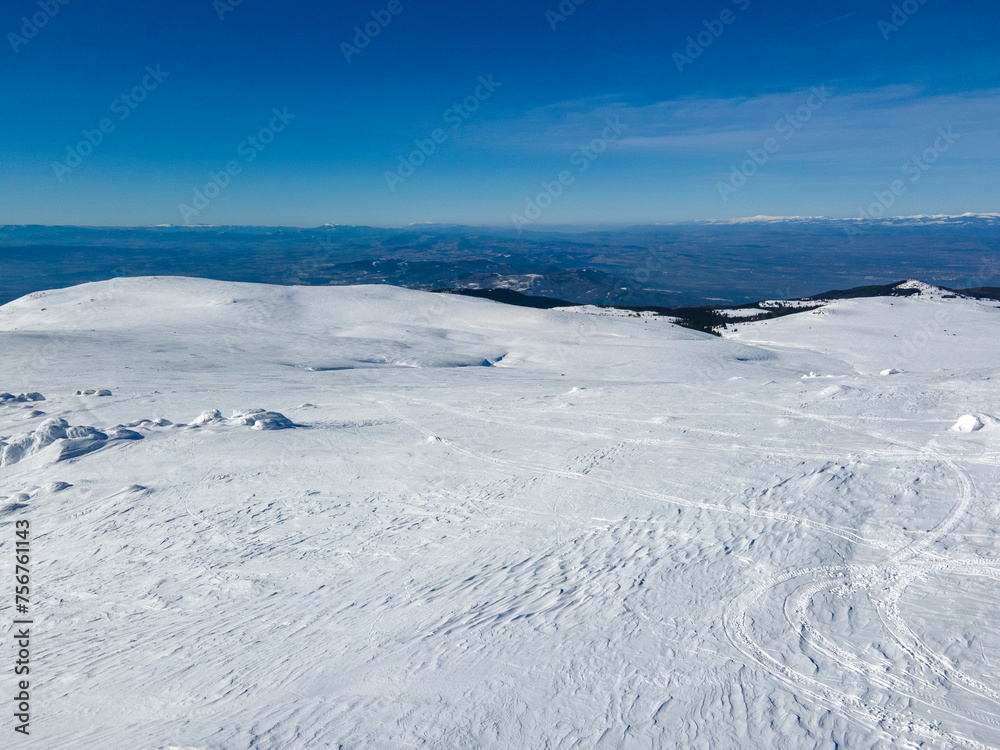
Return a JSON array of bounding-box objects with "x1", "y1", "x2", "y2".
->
[
  {"x1": 1, "y1": 277, "x2": 999, "y2": 749},
  {"x1": 385, "y1": 395, "x2": 1000, "y2": 747}
]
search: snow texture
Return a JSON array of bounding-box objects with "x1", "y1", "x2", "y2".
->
[{"x1": 1, "y1": 276, "x2": 999, "y2": 749}]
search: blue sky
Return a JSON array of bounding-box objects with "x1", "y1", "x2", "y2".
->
[{"x1": 2, "y1": 0, "x2": 997, "y2": 226}]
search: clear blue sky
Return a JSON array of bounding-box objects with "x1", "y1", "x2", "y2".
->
[{"x1": 2, "y1": 0, "x2": 997, "y2": 226}]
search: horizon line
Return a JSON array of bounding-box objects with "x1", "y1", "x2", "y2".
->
[{"x1": 3, "y1": 213, "x2": 1000, "y2": 231}]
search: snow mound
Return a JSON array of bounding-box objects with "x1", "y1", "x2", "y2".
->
[
  {"x1": 107, "y1": 427, "x2": 145, "y2": 441},
  {"x1": 66, "y1": 425, "x2": 108, "y2": 440},
  {"x1": 191, "y1": 409, "x2": 297, "y2": 430},
  {"x1": 0, "y1": 392, "x2": 45, "y2": 403},
  {"x1": 949, "y1": 414, "x2": 996, "y2": 433},
  {"x1": 1, "y1": 417, "x2": 71, "y2": 466},
  {"x1": 230, "y1": 409, "x2": 296, "y2": 430},
  {"x1": 0, "y1": 416, "x2": 144, "y2": 467},
  {"x1": 191, "y1": 409, "x2": 224, "y2": 425},
  {"x1": 58, "y1": 437, "x2": 112, "y2": 461},
  {"x1": 126, "y1": 418, "x2": 173, "y2": 428},
  {"x1": 0, "y1": 499, "x2": 29, "y2": 517}
]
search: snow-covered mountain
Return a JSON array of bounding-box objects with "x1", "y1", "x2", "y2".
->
[
  {"x1": 2, "y1": 277, "x2": 999, "y2": 749},
  {"x1": 700, "y1": 213, "x2": 1000, "y2": 226}
]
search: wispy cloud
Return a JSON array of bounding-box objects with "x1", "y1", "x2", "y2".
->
[
  {"x1": 469, "y1": 85, "x2": 1000, "y2": 170},
  {"x1": 789, "y1": 12, "x2": 856, "y2": 36}
]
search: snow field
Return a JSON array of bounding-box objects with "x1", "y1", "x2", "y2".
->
[{"x1": 1, "y1": 277, "x2": 998, "y2": 749}]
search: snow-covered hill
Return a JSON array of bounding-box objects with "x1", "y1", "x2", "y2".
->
[{"x1": 2, "y1": 277, "x2": 999, "y2": 749}]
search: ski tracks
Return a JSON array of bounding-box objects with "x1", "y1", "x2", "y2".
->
[{"x1": 382, "y1": 390, "x2": 1000, "y2": 747}]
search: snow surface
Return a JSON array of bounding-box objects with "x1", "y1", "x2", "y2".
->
[{"x1": 2, "y1": 276, "x2": 1000, "y2": 749}]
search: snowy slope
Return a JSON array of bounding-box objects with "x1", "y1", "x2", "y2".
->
[
  {"x1": 723, "y1": 280, "x2": 1000, "y2": 375},
  {"x1": 1, "y1": 277, "x2": 999, "y2": 749}
]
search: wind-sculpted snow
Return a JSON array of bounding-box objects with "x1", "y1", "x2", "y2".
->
[
  {"x1": 0, "y1": 276, "x2": 998, "y2": 749},
  {"x1": 0, "y1": 392, "x2": 45, "y2": 404},
  {"x1": 0, "y1": 416, "x2": 148, "y2": 467},
  {"x1": 192, "y1": 408, "x2": 297, "y2": 430},
  {"x1": 950, "y1": 414, "x2": 997, "y2": 434}
]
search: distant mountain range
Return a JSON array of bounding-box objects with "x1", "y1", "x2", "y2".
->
[
  {"x1": 3, "y1": 217, "x2": 998, "y2": 308},
  {"x1": 693, "y1": 213, "x2": 1000, "y2": 226}
]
